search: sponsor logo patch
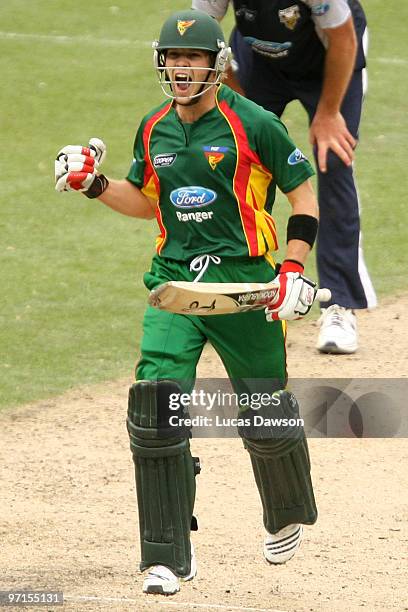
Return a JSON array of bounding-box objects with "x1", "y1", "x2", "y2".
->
[
  {"x1": 170, "y1": 186, "x2": 217, "y2": 208},
  {"x1": 203, "y1": 146, "x2": 228, "y2": 170},
  {"x1": 278, "y1": 5, "x2": 301, "y2": 30},
  {"x1": 153, "y1": 153, "x2": 177, "y2": 168},
  {"x1": 244, "y1": 36, "x2": 292, "y2": 59},
  {"x1": 235, "y1": 7, "x2": 257, "y2": 21},
  {"x1": 288, "y1": 148, "x2": 308, "y2": 165},
  {"x1": 238, "y1": 289, "x2": 277, "y2": 303},
  {"x1": 311, "y1": 3, "x2": 330, "y2": 16},
  {"x1": 177, "y1": 19, "x2": 196, "y2": 36},
  {"x1": 176, "y1": 210, "x2": 214, "y2": 223}
]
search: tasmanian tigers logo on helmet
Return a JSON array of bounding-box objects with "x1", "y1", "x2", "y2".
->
[{"x1": 177, "y1": 19, "x2": 196, "y2": 36}]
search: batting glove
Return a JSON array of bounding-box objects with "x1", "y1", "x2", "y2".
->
[
  {"x1": 265, "y1": 260, "x2": 317, "y2": 322},
  {"x1": 55, "y1": 137, "x2": 108, "y2": 198}
]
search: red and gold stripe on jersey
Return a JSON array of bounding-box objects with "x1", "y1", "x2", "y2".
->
[
  {"x1": 141, "y1": 102, "x2": 173, "y2": 254},
  {"x1": 217, "y1": 99, "x2": 278, "y2": 257}
]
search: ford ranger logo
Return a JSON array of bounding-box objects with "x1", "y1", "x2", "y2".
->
[{"x1": 170, "y1": 186, "x2": 217, "y2": 208}]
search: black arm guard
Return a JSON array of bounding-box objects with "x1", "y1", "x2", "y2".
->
[{"x1": 286, "y1": 214, "x2": 318, "y2": 248}]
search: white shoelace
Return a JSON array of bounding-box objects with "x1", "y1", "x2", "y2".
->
[
  {"x1": 327, "y1": 310, "x2": 344, "y2": 328},
  {"x1": 320, "y1": 305, "x2": 355, "y2": 330},
  {"x1": 189, "y1": 254, "x2": 221, "y2": 282},
  {"x1": 146, "y1": 565, "x2": 176, "y2": 581}
]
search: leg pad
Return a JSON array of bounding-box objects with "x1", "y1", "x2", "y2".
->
[
  {"x1": 127, "y1": 380, "x2": 199, "y2": 576},
  {"x1": 241, "y1": 391, "x2": 317, "y2": 533}
]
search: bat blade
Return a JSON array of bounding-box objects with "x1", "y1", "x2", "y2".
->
[
  {"x1": 148, "y1": 281, "x2": 332, "y2": 316},
  {"x1": 148, "y1": 280, "x2": 280, "y2": 315}
]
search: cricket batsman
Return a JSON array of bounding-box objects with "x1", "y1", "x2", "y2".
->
[{"x1": 55, "y1": 9, "x2": 321, "y2": 596}]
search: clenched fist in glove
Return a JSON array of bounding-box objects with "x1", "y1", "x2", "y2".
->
[
  {"x1": 265, "y1": 260, "x2": 330, "y2": 322},
  {"x1": 55, "y1": 137, "x2": 109, "y2": 199}
]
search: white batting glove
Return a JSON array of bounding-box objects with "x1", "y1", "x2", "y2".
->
[
  {"x1": 265, "y1": 260, "x2": 318, "y2": 322},
  {"x1": 55, "y1": 137, "x2": 108, "y2": 198}
]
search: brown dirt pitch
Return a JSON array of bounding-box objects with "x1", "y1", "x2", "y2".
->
[{"x1": 1, "y1": 296, "x2": 408, "y2": 612}]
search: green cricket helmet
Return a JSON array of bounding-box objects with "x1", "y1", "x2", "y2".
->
[
  {"x1": 156, "y1": 8, "x2": 225, "y2": 52},
  {"x1": 152, "y1": 9, "x2": 230, "y2": 100}
]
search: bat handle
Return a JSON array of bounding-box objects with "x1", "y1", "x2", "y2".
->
[{"x1": 315, "y1": 288, "x2": 331, "y2": 303}]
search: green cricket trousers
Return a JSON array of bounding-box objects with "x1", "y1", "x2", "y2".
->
[{"x1": 136, "y1": 253, "x2": 287, "y2": 385}]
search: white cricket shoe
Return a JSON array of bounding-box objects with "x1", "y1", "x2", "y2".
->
[
  {"x1": 316, "y1": 305, "x2": 358, "y2": 354},
  {"x1": 143, "y1": 543, "x2": 197, "y2": 595},
  {"x1": 264, "y1": 523, "x2": 303, "y2": 564}
]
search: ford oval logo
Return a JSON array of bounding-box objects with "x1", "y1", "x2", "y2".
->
[{"x1": 170, "y1": 186, "x2": 217, "y2": 209}]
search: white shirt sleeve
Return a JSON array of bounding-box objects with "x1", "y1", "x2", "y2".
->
[
  {"x1": 303, "y1": 0, "x2": 351, "y2": 29},
  {"x1": 191, "y1": 0, "x2": 230, "y2": 20}
]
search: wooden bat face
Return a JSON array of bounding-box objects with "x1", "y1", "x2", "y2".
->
[
  {"x1": 148, "y1": 280, "x2": 331, "y2": 316},
  {"x1": 148, "y1": 280, "x2": 280, "y2": 315}
]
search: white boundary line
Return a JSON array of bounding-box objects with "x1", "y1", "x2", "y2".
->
[
  {"x1": 64, "y1": 594, "x2": 287, "y2": 612},
  {"x1": 0, "y1": 30, "x2": 407, "y2": 65},
  {"x1": 0, "y1": 31, "x2": 149, "y2": 47},
  {"x1": 372, "y1": 57, "x2": 407, "y2": 65}
]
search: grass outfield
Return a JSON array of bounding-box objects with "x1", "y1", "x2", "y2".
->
[{"x1": 1, "y1": 0, "x2": 407, "y2": 409}]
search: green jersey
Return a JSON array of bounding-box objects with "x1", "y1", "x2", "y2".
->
[{"x1": 127, "y1": 84, "x2": 314, "y2": 260}]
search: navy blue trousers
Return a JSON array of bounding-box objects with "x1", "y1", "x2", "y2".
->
[{"x1": 231, "y1": 30, "x2": 376, "y2": 310}]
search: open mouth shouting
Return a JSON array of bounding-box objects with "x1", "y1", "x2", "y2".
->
[
  {"x1": 157, "y1": 48, "x2": 217, "y2": 102},
  {"x1": 173, "y1": 72, "x2": 193, "y2": 94}
]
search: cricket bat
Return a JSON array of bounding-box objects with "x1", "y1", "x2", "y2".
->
[{"x1": 148, "y1": 280, "x2": 331, "y2": 315}]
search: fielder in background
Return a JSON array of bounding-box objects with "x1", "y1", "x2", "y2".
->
[
  {"x1": 55, "y1": 9, "x2": 321, "y2": 596},
  {"x1": 193, "y1": 0, "x2": 377, "y2": 353}
]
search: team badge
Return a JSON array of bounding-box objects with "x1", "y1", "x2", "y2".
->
[
  {"x1": 206, "y1": 152, "x2": 224, "y2": 170},
  {"x1": 177, "y1": 19, "x2": 196, "y2": 36},
  {"x1": 278, "y1": 5, "x2": 301, "y2": 30},
  {"x1": 203, "y1": 146, "x2": 228, "y2": 170}
]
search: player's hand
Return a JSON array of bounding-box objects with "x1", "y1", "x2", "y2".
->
[
  {"x1": 55, "y1": 137, "x2": 108, "y2": 197},
  {"x1": 265, "y1": 260, "x2": 320, "y2": 322},
  {"x1": 309, "y1": 111, "x2": 356, "y2": 173}
]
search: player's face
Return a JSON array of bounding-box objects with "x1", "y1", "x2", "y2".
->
[{"x1": 165, "y1": 48, "x2": 214, "y2": 103}]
